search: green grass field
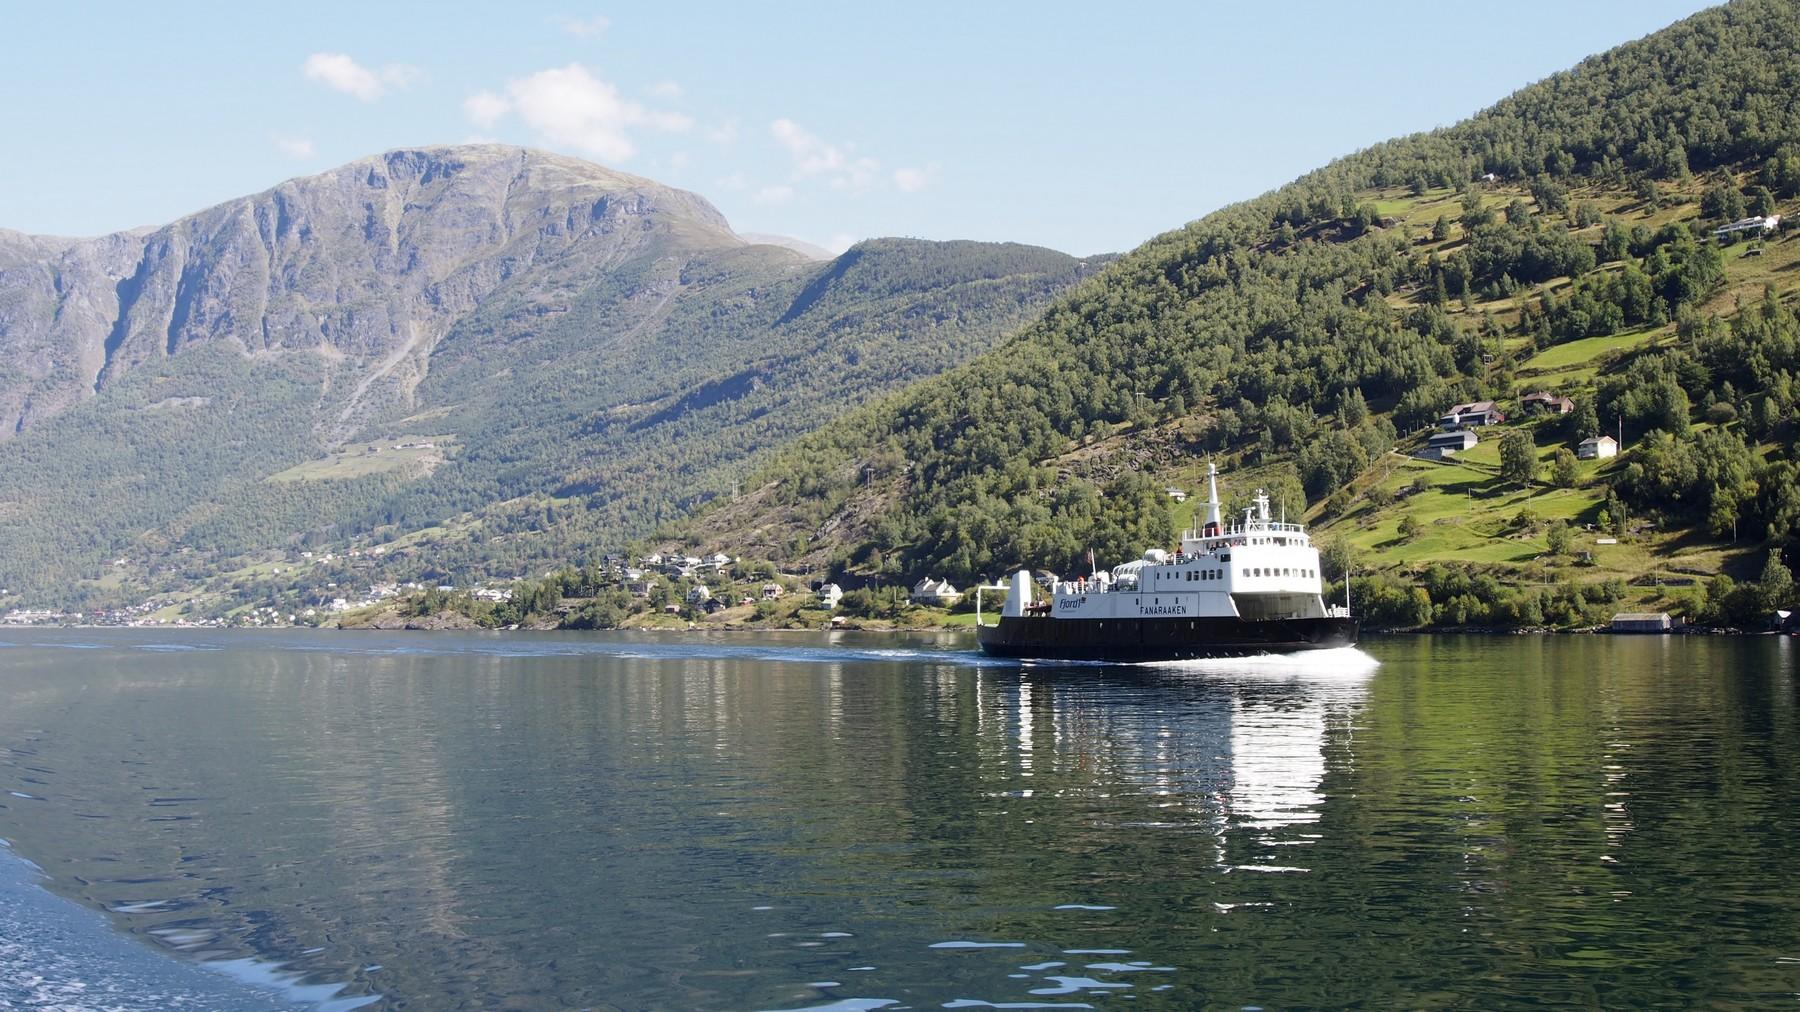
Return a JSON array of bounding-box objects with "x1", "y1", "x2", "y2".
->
[
  {"x1": 267, "y1": 437, "x2": 453, "y2": 483},
  {"x1": 1520, "y1": 328, "x2": 1662, "y2": 373}
]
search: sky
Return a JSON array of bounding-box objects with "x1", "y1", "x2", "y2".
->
[{"x1": 0, "y1": 1, "x2": 1717, "y2": 257}]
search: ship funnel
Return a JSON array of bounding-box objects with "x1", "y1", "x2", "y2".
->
[
  {"x1": 1203, "y1": 461, "x2": 1222, "y2": 536},
  {"x1": 1003, "y1": 569, "x2": 1033, "y2": 618}
]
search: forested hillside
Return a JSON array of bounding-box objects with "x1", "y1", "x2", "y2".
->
[
  {"x1": 0, "y1": 147, "x2": 1092, "y2": 609},
  {"x1": 675, "y1": 0, "x2": 1800, "y2": 629}
]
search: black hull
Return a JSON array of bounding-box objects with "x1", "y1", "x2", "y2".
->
[{"x1": 976, "y1": 614, "x2": 1358, "y2": 662}]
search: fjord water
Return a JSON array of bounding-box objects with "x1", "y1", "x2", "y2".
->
[{"x1": 1, "y1": 631, "x2": 1797, "y2": 1009}]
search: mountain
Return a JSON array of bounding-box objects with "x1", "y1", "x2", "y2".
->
[
  {"x1": 0, "y1": 145, "x2": 1095, "y2": 608},
  {"x1": 672, "y1": 0, "x2": 1800, "y2": 630}
]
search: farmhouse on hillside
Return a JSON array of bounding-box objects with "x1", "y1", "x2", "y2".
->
[
  {"x1": 911, "y1": 577, "x2": 961, "y2": 606},
  {"x1": 1439, "y1": 400, "x2": 1505, "y2": 429},
  {"x1": 1577, "y1": 435, "x2": 1619, "y2": 460},
  {"x1": 1418, "y1": 429, "x2": 1479, "y2": 461},
  {"x1": 1521, "y1": 391, "x2": 1574, "y2": 415}
]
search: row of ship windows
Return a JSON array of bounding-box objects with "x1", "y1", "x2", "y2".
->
[{"x1": 1177, "y1": 566, "x2": 1317, "y2": 581}]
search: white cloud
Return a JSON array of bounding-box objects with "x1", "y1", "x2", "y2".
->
[
  {"x1": 466, "y1": 63, "x2": 691, "y2": 163},
  {"x1": 771, "y1": 118, "x2": 880, "y2": 191},
  {"x1": 558, "y1": 15, "x2": 611, "y2": 37},
  {"x1": 752, "y1": 185, "x2": 795, "y2": 205},
  {"x1": 825, "y1": 232, "x2": 858, "y2": 254},
  {"x1": 833, "y1": 157, "x2": 880, "y2": 191},
  {"x1": 271, "y1": 133, "x2": 316, "y2": 160},
  {"x1": 705, "y1": 119, "x2": 740, "y2": 146},
  {"x1": 715, "y1": 172, "x2": 748, "y2": 191},
  {"x1": 302, "y1": 52, "x2": 420, "y2": 102},
  {"x1": 771, "y1": 118, "x2": 844, "y2": 175},
  {"x1": 648, "y1": 80, "x2": 683, "y2": 100},
  {"x1": 464, "y1": 90, "x2": 511, "y2": 129},
  {"x1": 669, "y1": 151, "x2": 691, "y2": 170},
  {"x1": 893, "y1": 165, "x2": 937, "y2": 192}
]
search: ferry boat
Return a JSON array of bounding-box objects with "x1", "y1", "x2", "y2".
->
[{"x1": 976, "y1": 463, "x2": 1357, "y2": 661}]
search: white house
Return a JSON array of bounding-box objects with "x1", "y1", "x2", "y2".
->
[
  {"x1": 1712, "y1": 214, "x2": 1781, "y2": 238},
  {"x1": 686, "y1": 585, "x2": 712, "y2": 605},
  {"x1": 1577, "y1": 435, "x2": 1619, "y2": 460},
  {"x1": 911, "y1": 577, "x2": 961, "y2": 606},
  {"x1": 761, "y1": 583, "x2": 784, "y2": 600},
  {"x1": 815, "y1": 583, "x2": 844, "y2": 609},
  {"x1": 1419, "y1": 429, "x2": 1479, "y2": 460}
]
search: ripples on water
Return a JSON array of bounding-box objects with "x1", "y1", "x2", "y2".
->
[{"x1": 0, "y1": 630, "x2": 1797, "y2": 1008}]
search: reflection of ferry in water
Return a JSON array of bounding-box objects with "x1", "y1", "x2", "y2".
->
[{"x1": 977, "y1": 464, "x2": 1357, "y2": 661}]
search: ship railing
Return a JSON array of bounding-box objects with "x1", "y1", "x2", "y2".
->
[
  {"x1": 1325, "y1": 605, "x2": 1352, "y2": 618},
  {"x1": 1220, "y1": 521, "x2": 1309, "y2": 536},
  {"x1": 971, "y1": 583, "x2": 1011, "y2": 628}
]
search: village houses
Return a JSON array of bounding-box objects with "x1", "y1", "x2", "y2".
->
[
  {"x1": 911, "y1": 577, "x2": 961, "y2": 606},
  {"x1": 1439, "y1": 400, "x2": 1505, "y2": 429}
]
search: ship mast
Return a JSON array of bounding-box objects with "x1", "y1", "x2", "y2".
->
[{"x1": 1203, "y1": 462, "x2": 1222, "y2": 537}]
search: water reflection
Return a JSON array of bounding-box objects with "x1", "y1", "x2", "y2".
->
[{"x1": 2, "y1": 632, "x2": 1798, "y2": 1008}]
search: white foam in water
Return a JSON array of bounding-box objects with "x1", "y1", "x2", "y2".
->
[
  {"x1": 930, "y1": 940, "x2": 1029, "y2": 949},
  {"x1": 1134, "y1": 646, "x2": 1380, "y2": 679},
  {"x1": 204, "y1": 957, "x2": 380, "y2": 1011},
  {"x1": 0, "y1": 846, "x2": 312, "y2": 1010}
]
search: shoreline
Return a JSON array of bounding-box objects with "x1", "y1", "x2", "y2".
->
[{"x1": 4, "y1": 620, "x2": 1790, "y2": 638}]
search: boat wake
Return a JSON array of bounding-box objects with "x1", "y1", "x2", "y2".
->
[{"x1": 1131, "y1": 646, "x2": 1379, "y2": 679}]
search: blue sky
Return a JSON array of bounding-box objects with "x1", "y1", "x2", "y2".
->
[{"x1": 1, "y1": 1, "x2": 1714, "y2": 256}]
